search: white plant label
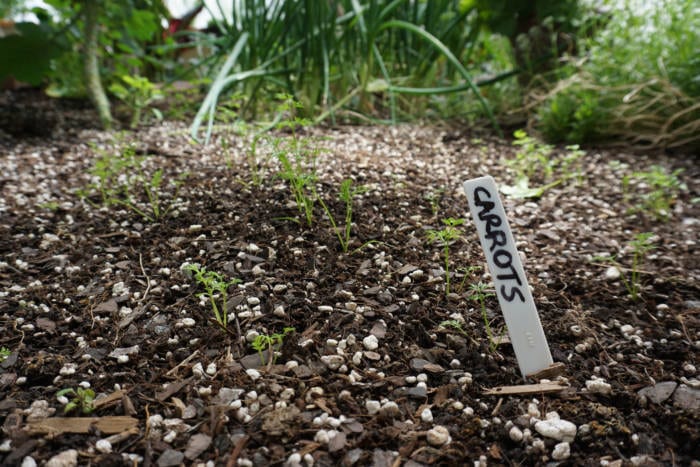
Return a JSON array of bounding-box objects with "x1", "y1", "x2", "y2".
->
[{"x1": 463, "y1": 176, "x2": 553, "y2": 377}]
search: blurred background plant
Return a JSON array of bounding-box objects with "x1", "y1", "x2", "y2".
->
[{"x1": 1, "y1": 0, "x2": 698, "y2": 152}]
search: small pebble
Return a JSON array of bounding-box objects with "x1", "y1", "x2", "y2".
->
[
  {"x1": 95, "y1": 439, "x2": 112, "y2": 454},
  {"x1": 420, "y1": 408, "x2": 434, "y2": 423},
  {"x1": 363, "y1": 335, "x2": 379, "y2": 350},
  {"x1": 534, "y1": 418, "x2": 577, "y2": 442},
  {"x1": 426, "y1": 425, "x2": 451, "y2": 446},
  {"x1": 509, "y1": 426, "x2": 523, "y2": 442},
  {"x1": 551, "y1": 441, "x2": 570, "y2": 460},
  {"x1": 586, "y1": 378, "x2": 613, "y2": 395}
]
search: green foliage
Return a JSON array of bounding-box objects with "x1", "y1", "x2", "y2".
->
[
  {"x1": 623, "y1": 166, "x2": 685, "y2": 221},
  {"x1": 508, "y1": 129, "x2": 555, "y2": 180},
  {"x1": 440, "y1": 319, "x2": 470, "y2": 337},
  {"x1": 0, "y1": 22, "x2": 63, "y2": 85},
  {"x1": 594, "y1": 233, "x2": 656, "y2": 301},
  {"x1": 251, "y1": 327, "x2": 296, "y2": 366},
  {"x1": 271, "y1": 96, "x2": 323, "y2": 226},
  {"x1": 184, "y1": 264, "x2": 241, "y2": 331},
  {"x1": 317, "y1": 179, "x2": 369, "y2": 253},
  {"x1": 534, "y1": 0, "x2": 700, "y2": 149},
  {"x1": 468, "y1": 281, "x2": 500, "y2": 352},
  {"x1": 501, "y1": 130, "x2": 584, "y2": 198},
  {"x1": 427, "y1": 217, "x2": 464, "y2": 296},
  {"x1": 0, "y1": 347, "x2": 10, "y2": 362},
  {"x1": 109, "y1": 75, "x2": 164, "y2": 128},
  {"x1": 189, "y1": 0, "x2": 503, "y2": 142},
  {"x1": 537, "y1": 84, "x2": 607, "y2": 143},
  {"x1": 56, "y1": 387, "x2": 96, "y2": 415},
  {"x1": 78, "y1": 143, "x2": 187, "y2": 222}
]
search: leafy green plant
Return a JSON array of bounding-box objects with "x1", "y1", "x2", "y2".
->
[
  {"x1": 184, "y1": 264, "x2": 241, "y2": 332},
  {"x1": 534, "y1": 0, "x2": 700, "y2": 150},
  {"x1": 78, "y1": 143, "x2": 187, "y2": 222},
  {"x1": 593, "y1": 232, "x2": 656, "y2": 301},
  {"x1": 469, "y1": 282, "x2": 500, "y2": 352},
  {"x1": 623, "y1": 166, "x2": 685, "y2": 221},
  {"x1": 251, "y1": 327, "x2": 296, "y2": 366},
  {"x1": 316, "y1": 179, "x2": 368, "y2": 253},
  {"x1": 427, "y1": 218, "x2": 464, "y2": 296},
  {"x1": 56, "y1": 387, "x2": 96, "y2": 415},
  {"x1": 109, "y1": 74, "x2": 164, "y2": 128},
  {"x1": 502, "y1": 130, "x2": 585, "y2": 199},
  {"x1": 0, "y1": 347, "x2": 11, "y2": 362},
  {"x1": 271, "y1": 95, "x2": 324, "y2": 226},
  {"x1": 508, "y1": 129, "x2": 555, "y2": 180},
  {"x1": 440, "y1": 320, "x2": 468, "y2": 335}
]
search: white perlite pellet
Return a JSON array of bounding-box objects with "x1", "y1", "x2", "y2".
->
[
  {"x1": 586, "y1": 378, "x2": 613, "y2": 395},
  {"x1": 95, "y1": 439, "x2": 112, "y2": 454},
  {"x1": 551, "y1": 441, "x2": 571, "y2": 460},
  {"x1": 363, "y1": 335, "x2": 379, "y2": 350},
  {"x1": 426, "y1": 425, "x2": 451, "y2": 446},
  {"x1": 420, "y1": 408, "x2": 434, "y2": 423},
  {"x1": 509, "y1": 426, "x2": 524, "y2": 442},
  {"x1": 534, "y1": 418, "x2": 577, "y2": 442}
]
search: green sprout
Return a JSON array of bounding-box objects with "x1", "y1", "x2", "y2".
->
[
  {"x1": 317, "y1": 179, "x2": 369, "y2": 253},
  {"x1": 427, "y1": 217, "x2": 464, "y2": 296},
  {"x1": 184, "y1": 264, "x2": 241, "y2": 332},
  {"x1": 78, "y1": 143, "x2": 187, "y2": 222},
  {"x1": 56, "y1": 387, "x2": 96, "y2": 415},
  {"x1": 251, "y1": 327, "x2": 296, "y2": 366},
  {"x1": 593, "y1": 232, "x2": 656, "y2": 301},
  {"x1": 502, "y1": 131, "x2": 585, "y2": 199},
  {"x1": 109, "y1": 74, "x2": 163, "y2": 128},
  {"x1": 469, "y1": 282, "x2": 503, "y2": 352},
  {"x1": 623, "y1": 165, "x2": 685, "y2": 221},
  {"x1": 0, "y1": 347, "x2": 11, "y2": 362}
]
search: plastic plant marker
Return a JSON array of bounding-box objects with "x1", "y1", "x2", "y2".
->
[{"x1": 463, "y1": 176, "x2": 553, "y2": 377}]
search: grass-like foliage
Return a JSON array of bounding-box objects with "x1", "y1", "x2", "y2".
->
[
  {"x1": 427, "y1": 217, "x2": 464, "y2": 296},
  {"x1": 56, "y1": 387, "x2": 96, "y2": 415},
  {"x1": 468, "y1": 281, "x2": 501, "y2": 352},
  {"x1": 251, "y1": 327, "x2": 296, "y2": 366},
  {"x1": 189, "y1": 0, "x2": 501, "y2": 142},
  {"x1": 184, "y1": 264, "x2": 241, "y2": 332},
  {"x1": 78, "y1": 143, "x2": 187, "y2": 222},
  {"x1": 317, "y1": 179, "x2": 368, "y2": 253},
  {"x1": 534, "y1": 0, "x2": 700, "y2": 150},
  {"x1": 623, "y1": 165, "x2": 685, "y2": 221}
]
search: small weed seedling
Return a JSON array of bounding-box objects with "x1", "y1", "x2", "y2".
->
[
  {"x1": 271, "y1": 95, "x2": 327, "y2": 226},
  {"x1": 56, "y1": 387, "x2": 96, "y2": 415},
  {"x1": 439, "y1": 319, "x2": 478, "y2": 346},
  {"x1": 251, "y1": 327, "x2": 295, "y2": 366},
  {"x1": 424, "y1": 188, "x2": 446, "y2": 217},
  {"x1": 593, "y1": 232, "x2": 656, "y2": 301},
  {"x1": 469, "y1": 282, "x2": 502, "y2": 352},
  {"x1": 623, "y1": 165, "x2": 685, "y2": 220},
  {"x1": 0, "y1": 347, "x2": 10, "y2": 362},
  {"x1": 508, "y1": 129, "x2": 555, "y2": 180},
  {"x1": 502, "y1": 131, "x2": 585, "y2": 199},
  {"x1": 184, "y1": 264, "x2": 241, "y2": 332},
  {"x1": 78, "y1": 143, "x2": 187, "y2": 222},
  {"x1": 317, "y1": 179, "x2": 369, "y2": 253},
  {"x1": 109, "y1": 75, "x2": 163, "y2": 128},
  {"x1": 427, "y1": 217, "x2": 464, "y2": 296}
]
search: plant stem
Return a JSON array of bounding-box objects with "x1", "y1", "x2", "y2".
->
[{"x1": 82, "y1": 0, "x2": 112, "y2": 130}]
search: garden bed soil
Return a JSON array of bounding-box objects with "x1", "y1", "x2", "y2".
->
[{"x1": 1, "y1": 92, "x2": 699, "y2": 466}]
